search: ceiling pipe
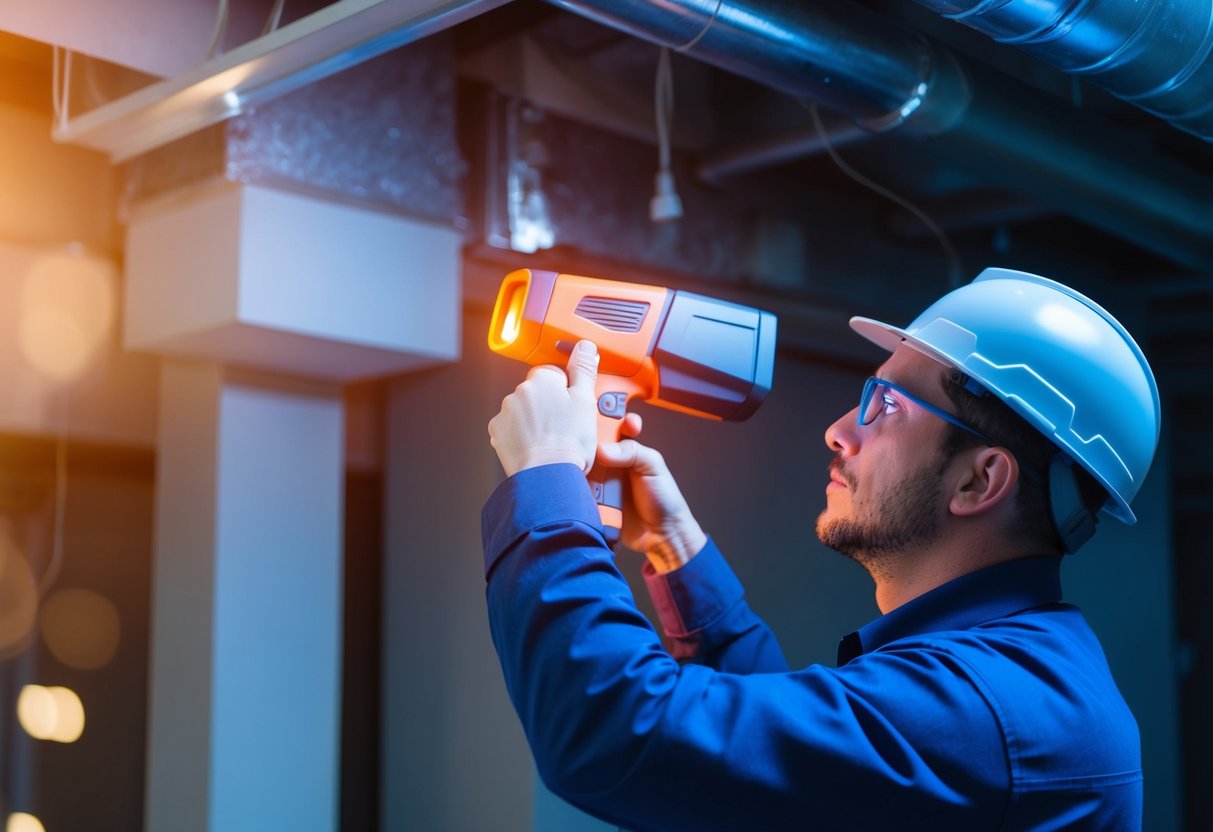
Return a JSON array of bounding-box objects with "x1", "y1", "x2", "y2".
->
[
  {"x1": 546, "y1": 0, "x2": 973, "y2": 136},
  {"x1": 913, "y1": 0, "x2": 1213, "y2": 143},
  {"x1": 547, "y1": 0, "x2": 1213, "y2": 269}
]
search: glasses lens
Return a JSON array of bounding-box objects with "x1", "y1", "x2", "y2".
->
[{"x1": 859, "y1": 377, "x2": 882, "y2": 425}]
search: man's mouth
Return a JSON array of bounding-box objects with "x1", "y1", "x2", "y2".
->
[{"x1": 828, "y1": 459, "x2": 855, "y2": 490}]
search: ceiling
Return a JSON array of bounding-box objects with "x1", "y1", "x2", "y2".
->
[
  {"x1": 449, "y1": 0, "x2": 1213, "y2": 375},
  {"x1": 2, "y1": 1, "x2": 1211, "y2": 366}
]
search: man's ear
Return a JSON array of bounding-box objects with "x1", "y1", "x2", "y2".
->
[{"x1": 948, "y1": 446, "x2": 1019, "y2": 517}]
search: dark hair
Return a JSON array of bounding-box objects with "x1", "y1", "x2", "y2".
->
[{"x1": 937, "y1": 370, "x2": 1080, "y2": 555}]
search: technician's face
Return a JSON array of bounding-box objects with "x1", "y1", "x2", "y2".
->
[{"x1": 816, "y1": 347, "x2": 955, "y2": 572}]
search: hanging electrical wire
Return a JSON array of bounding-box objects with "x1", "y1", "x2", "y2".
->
[
  {"x1": 207, "y1": 0, "x2": 231, "y2": 61},
  {"x1": 647, "y1": 0, "x2": 724, "y2": 222},
  {"x1": 673, "y1": 0, "x2": 725, "y2": 54},
  {"x1": 51, "y1": 46, "x2": 73, "y2": 134},
  {"x1": 803, "y1": 99, "x2": 963, "y2": 288},
  {"x1": 262, "y1": 0, "x2": 287, "y2": 37},
  {"x1": 38, "y1": 399, "x2": 70, "y2": 598}
]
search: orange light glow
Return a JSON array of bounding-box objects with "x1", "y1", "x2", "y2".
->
[
  {"x1": 501, "y1": 304, "x2": 522, "y2": 345},
  {"x1": 489, "y1": 273, "x2": 532, "y2": 353},
  {"x1": 17, "y1": 247, "x2": 116, "y2": 381}
]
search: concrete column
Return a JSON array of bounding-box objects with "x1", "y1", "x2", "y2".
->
[{"x1": 145, "y1": 360, "x2": 343, "y2": 832}]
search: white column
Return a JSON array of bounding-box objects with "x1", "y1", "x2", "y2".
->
[
  {"x1": 126, "y1": 180, "x2": 460, "y2": 831},
  {"x1": 145, "y1": 361, "x2": 343, "y2": 832}
]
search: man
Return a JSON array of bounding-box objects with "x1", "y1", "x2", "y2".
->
[{"x1": 482, "y1": 268, "x2": 1160, "y2": 830}]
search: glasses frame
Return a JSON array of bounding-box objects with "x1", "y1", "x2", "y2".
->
[{"x1": 858, "y1": 376, "x2": 994, "y2": 444}]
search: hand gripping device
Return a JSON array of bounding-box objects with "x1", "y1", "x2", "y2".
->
[{"x1": 488, "y1": 268, "x2": 777, "y2": 544}]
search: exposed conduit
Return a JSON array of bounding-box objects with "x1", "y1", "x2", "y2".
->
[
  {"x1": 915, "y1": 0, "x2": 1213, "y2": 143},
  {"x1": 547, "y1": 0, "x2": 1213, "y2": 270}
]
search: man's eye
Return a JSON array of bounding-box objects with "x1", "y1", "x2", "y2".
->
[{"x1": 880, "y1": 392, "x2": 900, "y2": 413}]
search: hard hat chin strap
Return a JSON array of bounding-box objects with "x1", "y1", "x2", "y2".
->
[{"x1": 1048, "y1": 455, "x2": 1099, "y2": 554}]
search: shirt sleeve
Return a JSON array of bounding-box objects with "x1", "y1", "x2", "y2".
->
[
  {"x1": 641, "y1": 541, "x2": 788, "y2": 673},
  {"x1": 481, "y1": 464, "x2": 1009, "y2": 832}
]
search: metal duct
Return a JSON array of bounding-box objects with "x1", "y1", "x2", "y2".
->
[
  {"x1": 914, "y1": 0, "x2": 1213, "y2": 142},
  {"x1": 546, "y1": 0, "x2": 973, "y2": 135},
  {"x1": 548, "y1": 0, "x2": 1213, "y2": 269}
]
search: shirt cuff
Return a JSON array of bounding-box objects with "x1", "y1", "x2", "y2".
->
[
  {"x1": 481, "y1": 463, "x2": 604, "y2": 579},
  {"x1": 642, "y1": 539, "x2": 746, "y2": 658}
]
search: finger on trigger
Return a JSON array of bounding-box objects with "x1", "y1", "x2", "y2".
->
[{"x1": 620, "y1": 412, "x2": 643, "y2": 438}]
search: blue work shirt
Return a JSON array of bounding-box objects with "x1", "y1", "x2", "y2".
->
[{"x1": 482, "y1": 464, "x2": 1143, "y2": 831}]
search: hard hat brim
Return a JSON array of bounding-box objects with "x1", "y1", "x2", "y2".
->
[{"x1": 849, "y1": 316, "x2": 961, "y2": 376}]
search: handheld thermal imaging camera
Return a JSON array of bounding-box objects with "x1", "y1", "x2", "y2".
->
[{"x1": 489, "y1": 268, "x2": 777, "y2": 543}]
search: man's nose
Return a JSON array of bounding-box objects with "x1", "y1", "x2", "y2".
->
[{"x1": 825, "y1": 407, "x2": 861, "y2": 456}]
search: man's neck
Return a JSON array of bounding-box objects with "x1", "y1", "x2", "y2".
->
[{"x1": 870, "y1": 536, "x2": 1025, "y2": 614}]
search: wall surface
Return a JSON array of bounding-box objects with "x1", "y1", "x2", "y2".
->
[
  {"x1": 382, "y1": 306, "x2": 534, "y2": 832},
  {"x1": 1059, "y1": 286, "x2": 1180, "y2": 832}
]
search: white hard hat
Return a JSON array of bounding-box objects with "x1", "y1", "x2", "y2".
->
[{"x1": 849, "y1": 267, "x2": 1160, "y2": 526}]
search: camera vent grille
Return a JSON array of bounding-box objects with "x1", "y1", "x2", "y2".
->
[{"x1": 574, "y1": 297, "x2": 650, "y2": 332}]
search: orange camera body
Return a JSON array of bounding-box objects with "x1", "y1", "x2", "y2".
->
[{"x1": 489, "y1": 268, "x2": 777, "y2": 542}]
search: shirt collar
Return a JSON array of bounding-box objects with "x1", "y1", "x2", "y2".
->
[{"x1": 836, "y1": 556, "x2": 1063, "y2": 666}]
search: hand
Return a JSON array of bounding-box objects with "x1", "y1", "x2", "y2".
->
[
  {"x1": 488, "y1": 340, "x2": 600, "y2": 477},
  {"x1": 598, "y1": 416, "x2": 707, "y2": 574}
]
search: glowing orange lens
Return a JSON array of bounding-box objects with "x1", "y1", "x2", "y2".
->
[
  {"x1": 501, "y1": 303, "x2": 521, "y2": 345},
  {"x1": 492, "y1": 282, "x2": 527, "y2": 349}
]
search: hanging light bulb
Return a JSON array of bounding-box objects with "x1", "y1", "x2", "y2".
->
[{"x1": 650, "y1": 48, "x2": 683, "y2": 223}]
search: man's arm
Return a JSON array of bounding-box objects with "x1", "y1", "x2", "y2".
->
[
  {"x1": 640, "y1": 539, "x2": 788, "y2": 673},
  {"x1": 481, "y1": 466, "x2": 1008, "y2": 832},
  {"x1": 482, "y1": 344, "x2": 1008, "y2": 830}
]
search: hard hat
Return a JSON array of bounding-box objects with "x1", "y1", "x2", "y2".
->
[{"x1": 849, "y1": 267, "x2": 1160, "y2": 526}]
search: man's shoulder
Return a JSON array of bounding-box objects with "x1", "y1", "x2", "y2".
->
[
  {"x1": 871, "y1": 608, "x2": 1140, "y2": 780},
  {"x1": 874, "y1": 603, "x2": 1121, "y2": 718}
]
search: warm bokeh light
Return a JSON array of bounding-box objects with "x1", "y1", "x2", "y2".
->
[
  {"x1": 0, "y1": 528, "x2": 38, "y2": 659},
  {"x1": 16, "y1": 685, "x2": 56, "y2": 740},
  {"x1": 17, "y1": 684, "x2": 86, "y2": 743},
  {"x1": 6, "y1": 813, "x2": 46, "y2": 832},
  {"x1": 17, "y1": 247, "x2": 116, "y2": 381},
  {"x1": 40, "y1": 587, "x2": 122, "y2": 670},
  {"x1": 48, "y1": 686, "x2": 86, "y2": 742}
]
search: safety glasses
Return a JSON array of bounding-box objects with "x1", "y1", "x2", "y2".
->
[{"x1": 858, "y1": 376, "x2": 994, "y2": 444}]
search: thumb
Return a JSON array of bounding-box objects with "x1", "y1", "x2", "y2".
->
[{"x1": 567, "y1": 340, "x2": 599, "y2": 397}]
